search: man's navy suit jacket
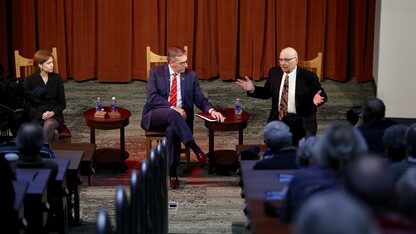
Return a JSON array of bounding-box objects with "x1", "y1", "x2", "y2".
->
[{"x1": 141, "y1": 63, "x2": 213, "y2": 131}]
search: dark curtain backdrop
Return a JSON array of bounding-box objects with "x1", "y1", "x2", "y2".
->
[{"x1": 0, "y1": 0, "x2": 375, "y2": 83}]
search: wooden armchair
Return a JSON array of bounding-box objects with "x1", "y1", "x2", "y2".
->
[
  {"x1": 15, "y1": 47, "x2": 59, "y2": 78},
  {"x1": 298, "y1": 52, "x2": 323, "y2": 81},
  {"x1": 144, "y1": 46, "x2": 190, "y2": 171},
  {"x1": 14, "y1": 47, "x2": 71, "y2": 143}
]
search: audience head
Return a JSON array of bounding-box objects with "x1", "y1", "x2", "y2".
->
[
  {"x1": 33, "y1": 50, "x2": 54, "y2": 74},
  {"x1": 361, "y1": 97, "x2": 386, "y2": 124},
  {"x1": 296, "y1": 136, "x2": 319, "y2": 167},
  {"x1": 16, "y1": 122, "x2": 45, "y2": 155},
  {"x1": 344, "y1": 154, "x2": 395, "y2": 214},
  {"x1": 315, "y1": 123, "x2": 368, "y2": 170},
  {"x1": 346, "y1": 105, "x2": 362, "y2": 126},
  {"x1": 263, "y1": 121, "x2": 293, "y2": 152},
  {"x1": 396, "y1": 168, "x2": 416, "y2": 222},
  {"x1": 8, "y1": 111, "x2": 31, "y2": 137},
  {"x1": 282, "y1": 113, "x2": 306, "y2": 146},
  {"x1": 294, "y1": 192, "x2": 380, "y2": 234},
  {"x1": 167, "y1": 46, "x2": 188, "y2": 74},
  {"x1": 405, "y1": 123, "x2": 416, "y2": 157},
  {"x1": 383, "y1": 124, "x2": 408, "y2": 162}
]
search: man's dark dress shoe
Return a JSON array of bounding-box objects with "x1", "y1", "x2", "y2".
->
[
  {"x1": 169, "y1": 176, "x2": 180, "y2": 189},
  {"x1": 196, "y1": 152, "x2": 208, "y2": 162}
]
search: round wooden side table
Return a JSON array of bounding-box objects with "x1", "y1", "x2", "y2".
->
[{"x1": 83, "y1": 106, "x2": 131, "y2": 171}]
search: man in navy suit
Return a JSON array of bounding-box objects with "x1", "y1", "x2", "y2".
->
[
  {"x1": 236, "y1": 47, "x2": 327, "y2": 136},
  {"x1": 141, "y1": 46, "x2": 224, "y2": 189}
]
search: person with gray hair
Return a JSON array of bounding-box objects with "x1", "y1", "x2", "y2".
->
[
  {"x1": 294, "y1": 192, "x2": 380, "y2": 234},
  {"x1": 252, "y1": 121, "x2": 298, "y2": 170},
  {"x1": 344, "y1": 154, "x2": 395, "y2": 215},
  {"x1": 280, "y1": 123, "x2": 368, "y2": 223},
  {"x1": 316, "y1": 122, "x2": 368, "y2": 170},
  {"x1": 296, "y1": 136, "x2": 319, "y2": 167}
]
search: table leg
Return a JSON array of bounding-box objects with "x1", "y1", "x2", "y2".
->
[
  {"x1": 238, "y1": 129, "x2": 244, "y2": 145},
  {"x1": 73, "y1": 184, "x2": 80, "y2": 225},
  {"x1": 90, "y1": 128, "x2": 95, "y2": 144},
  {"x1": 120, "y1": 127, "x2": 126, "y2": 171},
  {"x1": 209, "y1": 128, "x2": 214, "y2": 174}
]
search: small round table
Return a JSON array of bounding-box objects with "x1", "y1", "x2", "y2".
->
[
  {"x1": 83, "y1": 106, "x2": 131, "y2": 171},
  {"x1": 201, "y1": 108, "x2": 250, "y2": 174}
]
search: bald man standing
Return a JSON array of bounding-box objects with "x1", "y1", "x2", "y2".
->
[{"x1": 236, "y1": 47, "x2": 327, "y2": 136}]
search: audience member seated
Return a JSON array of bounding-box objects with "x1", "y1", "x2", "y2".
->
[
  {"x1": 252, "y1": 121, "x2": 298, "y2": 170},
  {"x1": 396, "y1": 168, "x2": 416, "y2": 225},
  {"x1": 346, "y1": 105, "x2": 362, "y2": 126},
  {"x1": 383, "y1": 124, "x2": 408, "y2": 163},
  {"x1": 390, "y1": 123, "x2": 416, "y2": 182},
  {"x1": 16, "y1": 122, "x2": 61, "y2": 230},
  {"x1": 357, "y1": 97, "x2": 397, "y2": 155},
  {"x1": 261, "y1": 113, "x2": 306, "y2": 156},
  {"x1": 344, "y1": 154, "x2": 416, "y2": 232},
  {"x1": 0, "y1": 154, "x2": 18, "y2": 233},
  {"x1": 280, "y1": 123, "x2": 368, "y2": 223},
  {"x1": 0, "y1": 111, "x2": 56, "y2": 158},
  {"x1": 294, "y1": 192, "x2": 380, "y2": 234},
  {"x1": 344, "y1": 154, "x2": 396, "y2": 215},
  {"x1": 282, "y1": 113, "x2": 306, "y2": 147},
  {"x1": 296, "y1": 136, "x2": 319, "y2": 167},
  {"x1": 16, "y1": 122, "x2": 58, "y2": 182}
]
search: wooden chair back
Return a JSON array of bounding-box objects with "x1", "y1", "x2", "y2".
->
[
  {"x1": 14, "y1": 47, "x2": 58, "y2": 78},
  {"x1": 96, "y1": 209, "x2": 113, "y2": 234},
  {"x1": 149, "y1": 150, "x2": 161, "y2": 233},
  {"x1": 140, "y1": 160, "x2": 151, "y2": 233},
  {"x1": 130, "y1": 170, "x2": 141, "y2": 233},
  {"x1": 298, "y1": 52, "x2": 323, "y2": 81},
  {"x1": 156, "y1": 140, "x2": 168, "y2": 233},
  {"x1": 146, "y1": 46, "x2": 188, "y2": 80},
  {"x1": 115, "y1": 186, "x2": 129, "y2": 234}
]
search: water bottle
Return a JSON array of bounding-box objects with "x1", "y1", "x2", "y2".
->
[
  {"x1": 234, "y1": 98, "x2": 242, "y2": 115},
  {"x1": 111, "y1": 97, "x2": 117, "y2": 112},
  {"x1": 96, "y1": 97, "x2": 103, "y2": 111}
]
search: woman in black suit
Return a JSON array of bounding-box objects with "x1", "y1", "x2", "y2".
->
[{"x1": 23, "y1": 50, "x2": 66, "y2": 143}]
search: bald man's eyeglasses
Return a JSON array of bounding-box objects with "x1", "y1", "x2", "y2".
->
[{"x1": 279, "y1": 57, "x2": 296, "y2": 63}]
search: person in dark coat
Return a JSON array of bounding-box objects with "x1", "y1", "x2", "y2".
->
[
  {"x1": 23, "y1": 50, "x2": 66, "y2": 143},
  {"x1": 16, "y1": 122, "x2": 58, "y2": 181},
  {"x1": 236, "y1": 47, "x2": 327, "y2": 136},
  {"x1": 357, "y1": 97, "x2": 397, "y2": 155},
  {"x1": 141, "y1": 46, "x2": 224, "y2": 189},
  {"x1": 253, "y1": 121, "x2": 298, "y2": 170}
]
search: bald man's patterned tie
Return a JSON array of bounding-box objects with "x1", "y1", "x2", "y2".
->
[{"x1": 278, "y1": 75, "x2": 289, "y2": 120}]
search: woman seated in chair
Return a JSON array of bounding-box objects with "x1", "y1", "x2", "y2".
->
[{"x1": 23, "y1": 50, "x2": 66, "y2": 143}]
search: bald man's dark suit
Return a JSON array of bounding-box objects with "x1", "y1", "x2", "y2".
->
[
  {"x1": 141, "y1": 64, "x2": 213, "y2": 166},
  {"x1": 248, "y1": 66, "x2": 327, "y2": 135}
]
